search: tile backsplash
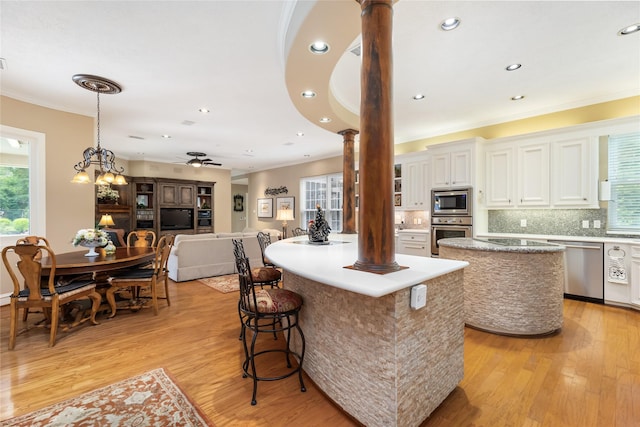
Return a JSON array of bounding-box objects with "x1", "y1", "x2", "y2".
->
[
  {"x1": 488, "y1": 209, "x2": 608, "y2": 237},
  {"x1": 395, "y1": 210, "x2": 429, "y2": 230}
]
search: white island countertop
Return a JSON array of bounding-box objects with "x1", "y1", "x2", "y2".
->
[{"x1": 265, "y1": 233, "x2": 468, "y2": 297}]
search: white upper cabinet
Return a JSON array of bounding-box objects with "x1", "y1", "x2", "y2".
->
[
  {"x1": 403, "y1": 157, "x2": 430, "y2": 209},
  {"x1": 484, "y1": 143, "x2": 514, "y2": 207},
  {"x1": 517, "y1": 142, "x2": 550, "y2": 206},
  {"x1": 551, "y1": 136, "x2": 598, "y2": 207},
  {"x1": 482, "y1": 130, "x2": 599, "y2": 209},
  {"x1": 429, "y1": 139, "x2": 477, "y2": 189}
]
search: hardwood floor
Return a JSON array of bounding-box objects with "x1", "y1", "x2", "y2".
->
[{"x1": 1, "y1": 279, "x2": 638, "y2": 426}]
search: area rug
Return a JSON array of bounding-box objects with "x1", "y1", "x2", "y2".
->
[
  {"x1": 0, "y1": 368, "x2": 212, "y2": 426},
  {"x1": 198, "y1": 274, "x2": 239, "y2": 294}
]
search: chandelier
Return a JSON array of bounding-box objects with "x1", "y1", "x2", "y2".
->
[{"x1": 71, "y1": 74, "x2": 128, "y2": 185}]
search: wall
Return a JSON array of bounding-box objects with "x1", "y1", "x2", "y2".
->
[
  {"x1": 247, "y1": 156, "x2": 343, "y2": 231},
  {"x1": 128, "y1": 160, "x2": 232, "y2": 233},
  {"x1": 231, "y1": 184, "x2": 248, "y2": 232},
  {"x1": 0, "y1": 95, "x2": 96, "y2": 296}
]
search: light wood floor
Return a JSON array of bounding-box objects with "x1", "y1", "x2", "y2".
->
[{"x1": 1, "y1": 279, "x2": 639, "y2": 426}]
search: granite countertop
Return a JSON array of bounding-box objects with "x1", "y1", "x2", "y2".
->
[
  {"x1": 477, "y1": 232, "x2": 640, "y2": 245},
  {"x1": 265, "y1": 234, "x2": 467, "y2": 297},
  {"x1": 439, "y1": 237, "x2": 566, "y2": 253}
]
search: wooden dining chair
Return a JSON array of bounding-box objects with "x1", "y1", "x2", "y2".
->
[
  {"x1": 106, "y1": 234, "x2": 174, "y2": 317},
  {"x1": 15, "y1": 236, "x2": 51, "y2": 321},
  {"x1": 2, "y1": 241, "x2": 101, "y2": 350},
  {"x1": 127, "y1": 230, "x2": 157, "y2": 248}
]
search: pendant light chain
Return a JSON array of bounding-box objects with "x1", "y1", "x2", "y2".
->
[{"x1": 96, "y1": 91, "x2": 101, "y2": 151}]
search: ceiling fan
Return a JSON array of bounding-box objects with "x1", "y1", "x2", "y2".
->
[{"x1": 183, "y1": 152, "x2": 222, "y2": 168}]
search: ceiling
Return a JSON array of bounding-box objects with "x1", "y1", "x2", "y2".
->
[{"x1": 1, "y1": 1, "x2": 639, "y2": 179}]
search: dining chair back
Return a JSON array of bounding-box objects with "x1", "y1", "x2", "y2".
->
[
  {"x1": 14, "y1": 236, "x2": 51, "y2": 321},
  {"x1": 106, "y1": 234, "x2": 174, "y2": 317},
  {"x1": 2, "y1": 241, "x2": 100, "y2": 349},
  {"x1": 127, "y1": 230, "x2": 157, "y2": 248}
]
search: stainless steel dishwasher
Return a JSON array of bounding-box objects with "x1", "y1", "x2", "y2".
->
[{"x1": 549, "y1": 240, "x2": 604, "y2": 304}]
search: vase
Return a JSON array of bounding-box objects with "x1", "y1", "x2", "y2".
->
[{"x1": 80, "y1": 241, "x2": 103, "y2": 257}]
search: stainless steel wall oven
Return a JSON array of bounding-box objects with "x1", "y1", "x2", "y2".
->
[{"x1": 431, "y1": 187, "x2": 473, "y2": 257}]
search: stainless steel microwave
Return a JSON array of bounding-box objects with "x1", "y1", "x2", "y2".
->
[{"x1": 431, "y1": 188, "x2": 472, "y2": 217}]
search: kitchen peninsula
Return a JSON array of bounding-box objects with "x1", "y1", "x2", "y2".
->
[
  {"x1": 439, "y1": 238, "x2": 566, "y2": 336},
  {"x1": 265, "y1": 234, "x2": 468, "y2": 427}
]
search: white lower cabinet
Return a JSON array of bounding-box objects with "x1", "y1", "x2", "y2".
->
[{"x1": 396, "y1": 231, "x2": 430, "y2": 257}]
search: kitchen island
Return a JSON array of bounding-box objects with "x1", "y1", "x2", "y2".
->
[
  {"x1": 439, "y1": 237, "x2": 566, "y2": 336},
  {"x1": 265, "y1": 234, "x2": 468, "y2": 427}
]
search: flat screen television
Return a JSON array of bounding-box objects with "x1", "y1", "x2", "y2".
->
[{"x1": 160, "y1": 208, "x2": 193, "y2": 231}]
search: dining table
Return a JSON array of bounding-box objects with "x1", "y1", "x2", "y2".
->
[
  {"x1": 40, "y1": 246, "x2": 156, "y2": 277},
  {"x1": 35, "y1": 246, "x2": 156, "y2": 324}
]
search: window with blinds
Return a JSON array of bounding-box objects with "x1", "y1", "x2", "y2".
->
[{"x1": 608, "y1": 132, "x2": 640, "y2": 234}]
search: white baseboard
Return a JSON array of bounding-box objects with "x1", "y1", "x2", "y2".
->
[{"x1": 1, "y1": 293, "x2": 11, "y2": 306}]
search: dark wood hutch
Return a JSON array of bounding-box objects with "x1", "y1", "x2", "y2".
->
[{"x1": 95, "y1": 176, "x2": 215, "y2": 236}]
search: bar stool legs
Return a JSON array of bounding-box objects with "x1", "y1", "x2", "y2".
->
[{"x1": 241, "y1": 310, "x2": 306, "y2": 405}]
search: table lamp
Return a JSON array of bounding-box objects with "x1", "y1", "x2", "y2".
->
[
  {"x1": 98, "y1": 214, "x2": 115, "y2": 228},
  {"x1": 276, "y1": 208, "x2": 294, "y2": 239}
]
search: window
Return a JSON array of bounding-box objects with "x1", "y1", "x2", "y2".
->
[
  {"x1": 0, "y1": 125, "x2": 46, "y2": 247},
  {"x1": 608, "y1": 132, "x2": 640, "y2": 234},
  {"x1": 300, "y1": 173, "x2": 343, "y2": 232}
]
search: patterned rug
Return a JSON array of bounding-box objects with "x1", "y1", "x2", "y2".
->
[
  {"x1": 0, "y1": 368, "x2": 212, "y2": 426},
  {"x1": 197, "y1": 274, "x2": 239, "y2": 294}
]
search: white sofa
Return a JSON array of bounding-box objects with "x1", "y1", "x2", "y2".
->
[{"x1": 167, "y1": 232, "x2": 264, "y2": 282}]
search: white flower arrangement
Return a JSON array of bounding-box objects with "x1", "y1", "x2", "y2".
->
[
  {"x1": 72, "y1": 228, "x2": 109, "y2": 247},
  {"x1": 97, "y1": 185, "x2": 120, "y2": 201}
]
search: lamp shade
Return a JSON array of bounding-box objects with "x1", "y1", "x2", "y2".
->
[
  {"x1": 98, "y1": 214, "x2": 115, "y2": 227},
  {"x1": 276, "y1": 209, "x2": 294, "y2": 222}
]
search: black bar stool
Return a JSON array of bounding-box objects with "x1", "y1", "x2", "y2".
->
[{"x1": 235, "y1": 255, "x2": 306, "y2": 405}]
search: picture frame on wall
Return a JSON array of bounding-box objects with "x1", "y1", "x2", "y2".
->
[
  {"x1": 257, "y1": 198, "x2": 273, "y2": 218},
  {"x1": 276, "y1": 196, "x2": 295, "y2": 218}
]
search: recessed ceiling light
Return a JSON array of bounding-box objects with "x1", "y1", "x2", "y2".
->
[
  {"x1": 505, "y1": 63, "x2": 522, "y2": 71},
  {"x1": 245, "y1": 149, "x2": 253, "y2": 153},
  {"x1": 309, "y1": 41, "x2": 330, "y2": 54},
  {"x1": 413, "y1": 94, "x2": 425, "y2": 100},
  {"x1": 511, "y1": 95, "x2": 525, "y2": 101},
  {"x1": 301, "y1": 90, "x2": 316, "y2": 98},
  {"x1": 618, "y1": 23, "x2": 640, "y2": 36},
  {"x1": 198, "y1": 107, "x2": 210, "y2": 113},
  {"x1": 162, "y1": 134, "x2": 171, "y2": 139},
  {"x1": 319, "y1": 117, "x2": 332, "y2": 123},
  {"x1": 296, "y1": 132, "x2": 304, "y2": 137},
  {"x1": 440, "y1": 17, "x2": 460, "y2": 31}
]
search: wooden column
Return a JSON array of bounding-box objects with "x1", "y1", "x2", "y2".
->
[
  {"x1": 352, "y1": 0, "x2": 400, "y2": 273},
  {"x1": 339, "y1": 129, "x2": 358, "y2": 234}
]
